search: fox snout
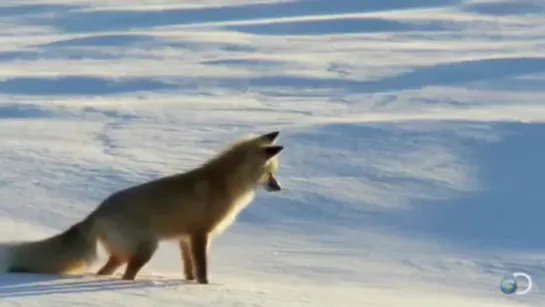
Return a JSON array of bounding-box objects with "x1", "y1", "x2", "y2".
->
[{"x1": 264, "y1": 174, "x2": 282, "y2": 192}]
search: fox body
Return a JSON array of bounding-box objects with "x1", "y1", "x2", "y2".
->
[{"x1": 7, "y1": 131, "x2": 284, "y2": 283}]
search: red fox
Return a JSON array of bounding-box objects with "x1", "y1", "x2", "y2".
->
[{"x1": 6, "y1": 131, "x2": 284, "y2": 284}]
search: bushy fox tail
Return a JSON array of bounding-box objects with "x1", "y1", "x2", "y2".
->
[{"x1": 6, "y1": 214, "x2": 98, "y2": 275}]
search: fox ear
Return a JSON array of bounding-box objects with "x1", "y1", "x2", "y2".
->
[
  {"x1": 259, "y1": 131, "x2": 280, "y2": 144},
  {"x1": 263, "y1": 146, "x2": 284, "y2": 159}
]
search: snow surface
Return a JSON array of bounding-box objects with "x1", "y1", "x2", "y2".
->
[{"x1": 0, "y1": 0, "x2": 544, "y2": 306}]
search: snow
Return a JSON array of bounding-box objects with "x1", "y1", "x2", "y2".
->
[{"x1": 0, "y1": 0, "x2": 543, "y2": 306}]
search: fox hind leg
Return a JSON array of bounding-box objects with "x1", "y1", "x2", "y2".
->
[
  {"x1": 97, "y1": 255, "x2": 124, "y2": 276},
  {"x1": 96, "y1": 236, "x2": 127, "y2": 276},
  {"x1": 188, "y1": 233, "x2": 210, "y2": 284},
  {"x1": 121, "y1": 239, "x2": 158, "y2": 281},
  {"x1": 179, "y1": 239, "x2": 195, "y2": 281}
]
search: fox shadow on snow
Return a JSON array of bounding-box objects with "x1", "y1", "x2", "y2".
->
[{"x1": 0, "y1": 273, "x2": 187, "y2": 297}]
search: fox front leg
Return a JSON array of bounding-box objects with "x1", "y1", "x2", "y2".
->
[
  {"x1": 188, "y1": 233, "x2": 210, "y2": 284},
  {"x1": 179, "y1": 239, "x2": 195, "y2": 281}
]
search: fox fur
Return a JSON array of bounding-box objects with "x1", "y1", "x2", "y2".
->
[{"x1": 6, "y1": 131, "x2": 284, "y2": 283}]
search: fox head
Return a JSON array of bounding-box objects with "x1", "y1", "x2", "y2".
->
[
  {"x1": 211, "y1": 130, "x2": 285, "y2": 193},
  {"x1": 244, "y1": 131, "x2": 284, "y2": 192},
  {"x1": 259, "y1": 145, "x2": 283, "y2": 192}
]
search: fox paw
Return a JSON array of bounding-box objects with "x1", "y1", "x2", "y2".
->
[{"x1": 196, "y1": 277, "x2": 208, "y2": 284}]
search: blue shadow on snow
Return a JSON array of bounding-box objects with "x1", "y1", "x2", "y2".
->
[
  {"x1": 225, "y1": 17, "x2": 453, "y2": 36},
  {"x1": 194, "y1": 56, "x2": 545, "y2": 94},
  {"x1": 394, "y1": 122, "x2": 545, "y2": 252},
  {"x1": 462, "y1": 1, "x2": 545, "y2": 16},
  {"x1": 23, "y1": 0, "x2": 460, "y2": 33},
  {"x1": 0, "y1": 76, "x2": 178, "y2": 96}
]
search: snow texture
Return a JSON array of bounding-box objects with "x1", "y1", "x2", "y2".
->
[{"x1": 0, "y1": 0, "x2": 544, "y2": 306}]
